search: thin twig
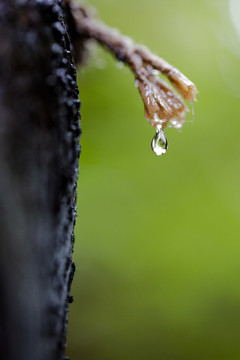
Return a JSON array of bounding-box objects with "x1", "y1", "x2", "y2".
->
[{"x1": 66, "y1": 1, "x2": 198, "y2": 153}]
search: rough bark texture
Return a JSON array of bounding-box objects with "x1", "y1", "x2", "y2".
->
[{"x1": 0, "y1": 1, "x2": 81, "y2": 359}]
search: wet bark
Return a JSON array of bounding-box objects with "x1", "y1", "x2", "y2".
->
[{"x1": 0, "y1": 1, "x2": 80, "y2": 359}]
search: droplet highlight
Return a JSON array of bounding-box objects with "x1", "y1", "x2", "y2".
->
[{"x1": 151, "y1": 129, "x2": 168, "y2": 156}]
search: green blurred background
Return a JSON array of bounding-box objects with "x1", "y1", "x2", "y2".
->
[{"x1": 67, "y1": 0, "x2": 240, "y2": 358}]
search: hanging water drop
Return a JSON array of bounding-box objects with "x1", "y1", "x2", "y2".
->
[{"x1": 151, "y1": 129, "x2": 168, "y2": 156}]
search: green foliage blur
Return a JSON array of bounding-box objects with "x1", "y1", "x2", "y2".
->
[{"x1": 67, "y1": 0, "x2": 240, "y2": 358}]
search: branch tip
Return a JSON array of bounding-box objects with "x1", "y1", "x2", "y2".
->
[{"x1": 66, "y1": 1, "x2": 198, "y2": 154}]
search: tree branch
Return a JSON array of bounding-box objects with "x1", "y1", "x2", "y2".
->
[{"x1": 66, "y1": 1, "x2": 198, "y2": 156}]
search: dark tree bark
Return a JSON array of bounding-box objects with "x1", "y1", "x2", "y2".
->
[{"x1": 0, "y1": 1, "x2": 80, "y2": 359}]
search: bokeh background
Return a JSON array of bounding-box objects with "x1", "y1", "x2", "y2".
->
[{"x1": 67, "y1": 0, "x2": 240, "y2": 359}]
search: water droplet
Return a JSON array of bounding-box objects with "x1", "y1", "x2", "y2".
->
[
  {"x1": 134, "y1": 79, "x2": 139, "y2": 88},
  {"x1": 151, "y1": 129, "x2": 168, "y2": 156},
  {"x1": 116, "y1": 61, "x2": 124, "y2": 69},
  {"x1": 190, "y1": 101, "x2": 195, "y2": 121}
]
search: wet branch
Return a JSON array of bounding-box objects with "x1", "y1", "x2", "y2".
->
[{"x1": 67, "y1": 1, "x2": 198, "y2": 155}]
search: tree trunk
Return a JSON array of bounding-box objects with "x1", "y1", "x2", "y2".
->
[{"x1": 0, "y1": 1, "x2": 80, "y2": 359}]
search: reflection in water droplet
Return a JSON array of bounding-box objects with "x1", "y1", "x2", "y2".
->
[{"x1": 151, "y1": 129, "x2": 168, "y2": 156}]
